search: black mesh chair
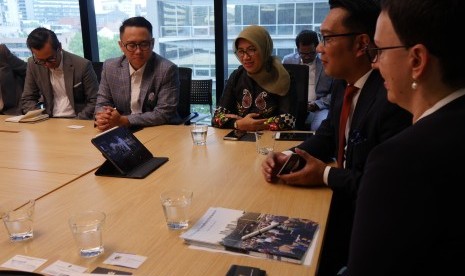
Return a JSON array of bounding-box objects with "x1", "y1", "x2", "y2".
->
[
  {"x1": 283, "y1": 64, "x2": 309, "y2": 130},
  {"x1": 190, "y1": 79, "x2": 213, "y2": 115}
]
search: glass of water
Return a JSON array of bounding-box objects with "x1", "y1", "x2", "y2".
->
[
  {"x1": 190, "y1": 124, "x2": 208, "y2": 145},
  {"x1": 69, "y1": 210, "x2": 106, "y2": 258},
  {"x1": 160, "y1": 189, "x2": 193, "y2": 230},
  {"x1": 2, "y1": 200, "x2": 35, "y2": 242}
]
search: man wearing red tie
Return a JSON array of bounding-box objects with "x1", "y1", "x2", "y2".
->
[{"x1": 261, "y1": 0, "x2": 411, "y2": 274}]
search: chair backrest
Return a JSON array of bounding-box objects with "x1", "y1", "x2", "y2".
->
[
  {"x1": 177, "y1": 67, "x2": 193, "y2": 122},
  {"x1": 283, "y1": 64, "x2": 309, "y2": 130},
  {"x1": 191, "y1": 79, "x2": 213, "y2": 114},
  {"x1": 92, "y1": 61, "x2": 104, "y2": 83}
]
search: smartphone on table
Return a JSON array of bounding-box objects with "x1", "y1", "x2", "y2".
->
[{"x1": 223, "y1": 130, "x2": 247, "y2": 141}]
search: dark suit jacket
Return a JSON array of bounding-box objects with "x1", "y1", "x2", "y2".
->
[
  {"x1": 294, "y1": 70, "x2": 412, "y2": 273},
  {"x1": 348, "y1": 94, "x2": 465, "y2": 275},
  {"x1": 95, "y1": 52, "x2": 180, "y2": 126},
  {"x1": 296, "y1": 70, "x2": 412, "y2": 197},
  {"x1": 0, "y1": 44, "x2": 27, "y2": 115},
  {"x1": 22, "y1": 50, "x2": 98, "y2": 119}
]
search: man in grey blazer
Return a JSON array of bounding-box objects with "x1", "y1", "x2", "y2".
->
[
  {"x1": 282, "y1": 30, "x2": 334, "y2": 131},
  {"x1": 22, "y1": 27, "x2": 98, "y2": 120},
  {"x1": 94, "y1": 16, "x2": 180, "y2": 131},
  {"x1": 0, "y1": 44, "x2": 27, "y2": 115}
]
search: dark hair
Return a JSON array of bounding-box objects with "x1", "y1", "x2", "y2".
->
[
  {"x1": 119, "y1": 16, "x2": 153, "y2": 38},
  {"x1": 380, "y1": 0, "x2": 465, "y2": 89},
  {"x1": 329, "y1": 0, "x2": 380, "y2": 41},
  {"x1": 295, "y1": 30, "x2": 319, "y2": 48},
  {"x1": 26, "y1": 27, "x2": 61, "y2": 51}
]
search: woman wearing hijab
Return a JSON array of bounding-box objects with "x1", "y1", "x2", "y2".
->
[{"x1": 212, "y1": 25, "x2": 295, "y2": 131}]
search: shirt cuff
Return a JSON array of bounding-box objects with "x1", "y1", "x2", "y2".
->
[{"x1": 323, "y1": 165, "x2": 331, "y2": 185}]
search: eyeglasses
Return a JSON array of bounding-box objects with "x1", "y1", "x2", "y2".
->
[
  {"x1": 122, "y1": 40, "x2": 152, "y2": 52},
  {"x1": 33, "y1": 50, "x2": 59, "y2": 66},
  {"x1": 365, "y1": 45, "x2": 409, "y2": 63},
  {"x1": 235, "y1": 47, "x2": 257, "y2": 59},
  {"x1": 317, "y1": 32, "x2": 361, "y2": 47}
]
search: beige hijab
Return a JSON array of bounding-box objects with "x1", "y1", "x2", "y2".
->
[{"x1": 233, "y1": 25, "x2": 290, "y2": 96}]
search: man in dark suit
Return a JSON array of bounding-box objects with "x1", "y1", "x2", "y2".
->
[
  {"x1": 22, "y1": 27, "x2": 98, "y2": 120},
  {"x1": 94, "y1": 16, "x2": 180, "y2": 131},
  {"x1": 0, "y1": 44, "x2": 27, "y2": 115},
  {"x1": 261, "y1": 0, "x2": 412, "y2": 274}
]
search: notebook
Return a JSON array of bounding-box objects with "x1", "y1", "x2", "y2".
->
[{"x1": 91, "y1": 126, "x2": 168, "y2": 179}]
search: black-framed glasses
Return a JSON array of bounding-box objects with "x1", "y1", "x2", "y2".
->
[
  {"x1": 235, "y1": 47, "x2": 257, "y2": 59},
  {"x1": 122, "y1": 40, "x2": 153, "y2": 52},
  {"x1": 317, "y1": 32, "x2": 361, "y2": 47},
  {"x1": 365, "y1": 45, "x2": 409, "y2": 63},
  {"x1": 33, "y1": 49, "x2": 60, "y2": 66}
]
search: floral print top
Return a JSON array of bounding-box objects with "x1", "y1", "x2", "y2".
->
[{"x1": 212, "y1": 67, "x2": 296, "y2": 130}]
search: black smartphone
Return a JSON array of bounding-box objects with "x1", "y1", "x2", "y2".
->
[
  {"x1": 277, "y1": 153, "x2": 300, "y2": 175},
  {"x1": 275, "y1": 131, "x2": 314, "y2": 141},
  {"x1": 223, "y1": 130, "x2": 246, "y2": 141}
]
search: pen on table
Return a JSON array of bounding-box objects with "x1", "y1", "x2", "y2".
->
[{"x1": 241, "y1": 222, "x2": 280, "y2": 240}]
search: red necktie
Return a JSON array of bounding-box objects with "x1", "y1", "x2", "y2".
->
[{"x1": 337, "y1": 84, "x2": 359, "y2": 168}]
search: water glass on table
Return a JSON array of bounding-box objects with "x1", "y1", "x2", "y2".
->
[
  {"x1": 2, "y1": 200, "x2": 35, "y2": 242},
  {"x1": 160, "y1": 189, "x2": 193, "y2": 230},
  {"x1": 69, "y1": 210, "x2": 106, "y2": 258},
  {"x1": 255, "y1": 130, "x2": 276, "y2": 155},
  {"x1": 190, "y1": 124, "x2": 208, "y2": 145}
]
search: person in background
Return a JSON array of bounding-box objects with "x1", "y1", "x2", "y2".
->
[
  {"x1": 282, "y1": 30, "x2": 334, "y2": 131},
  {"x1": 261, "y1": 0, "x2": 412, "y2": 274},
  {"x1": 344, "y1": 0, "x2": 465, "y2": 275},
  {"x1": 94, "y1": 16, "x2": 180, "y2": 132},
  {"x1": 212, "y1": 25, "x2": 295, "y2": 131},
  {"x1": 22, "y1": 27, "x2": 98, "y2": 119},
  {"x1": 0, "y1": 44, "x2": 27, "y2": 115}
]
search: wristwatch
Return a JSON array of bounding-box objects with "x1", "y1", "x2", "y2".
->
[{"x1": 234, "y1": 120, "x2": 238, "y2": 129}]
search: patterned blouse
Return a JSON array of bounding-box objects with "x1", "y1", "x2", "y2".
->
[{"x1": 212, "y1": 67, "x2": 295, "y2": 130}]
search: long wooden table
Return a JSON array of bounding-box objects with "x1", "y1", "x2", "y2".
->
[{"x1": 0, "y1": 121, "x2": 332, "y2": 275}]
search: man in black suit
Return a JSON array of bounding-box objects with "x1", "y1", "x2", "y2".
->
[{"x1": 261, "y1": 0, "x2": 412, "y2": 274}]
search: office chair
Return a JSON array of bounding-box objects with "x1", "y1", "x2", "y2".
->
[
  {"x1": 190, "y1": 79, "x2": 213, "y2": 115},
  {"x1": 92, "y1": 61, "x2": 104, "y2": 83},
  {"x1": 283, "y1": 64, "x2": 309, "y2": 130},
  {"x1": 177, "y1": 67, "x2": 198, "y2": 124}
]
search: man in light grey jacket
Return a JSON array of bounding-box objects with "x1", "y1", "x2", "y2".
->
[
  {"x1": 22, "y1": 27, "x2": 98, "y2": 120},
  {"x1": 94, "y1": 16, "x2": 180, "y2": 131}
]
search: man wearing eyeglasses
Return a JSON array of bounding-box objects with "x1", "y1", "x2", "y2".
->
[
  {"x1": 261, "y1": 0, "x2": 412, "y2": 274},
  {"x1": 94, "y1": 16, "x2": 180, "y2": 131},
  {"x1": 22, "y1": 27, "x2": 98, "y2": 120},
  {"x1": 282, "y1": 30, "x2": 334, "y2": 131}
]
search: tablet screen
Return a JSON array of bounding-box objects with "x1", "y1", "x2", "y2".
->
[{"x1": 91, "y1": 126, "x2": 153, "y2": 174}]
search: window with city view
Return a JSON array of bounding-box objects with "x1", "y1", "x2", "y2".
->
[{"x1": 0, "y1": 0, "x2": 328, "y2": 115}]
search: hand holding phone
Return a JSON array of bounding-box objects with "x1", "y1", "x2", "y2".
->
[{"x1": 277, "y1": 153, "x2": 300, "y2": 176}]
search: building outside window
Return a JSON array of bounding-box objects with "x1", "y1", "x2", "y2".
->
[{"x1": 0, "y1": 0, "x2": 328, "y2": 114}]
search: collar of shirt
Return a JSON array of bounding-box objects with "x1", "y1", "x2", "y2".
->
[
  {"x1": 416, "y1": 88, "x2": 465, "y2": 123},
  {"x1": 49, "y1": 50, "x2": 64, "y2": 72}
]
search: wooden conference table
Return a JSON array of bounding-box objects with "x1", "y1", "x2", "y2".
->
[{"x1": 0, "y1": 116, "x2": 332, "y2": 276}]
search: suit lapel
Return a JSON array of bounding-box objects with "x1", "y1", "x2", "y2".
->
[
  {"x1": 139, "y1": 53, "x2": 156, "y2": 110},
  {"x1": 62, "y1": 51, "x2": 75, "y2": 106},
  {"x1": 350, "y1": 70, "x2": 381, "y2": 130}
]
